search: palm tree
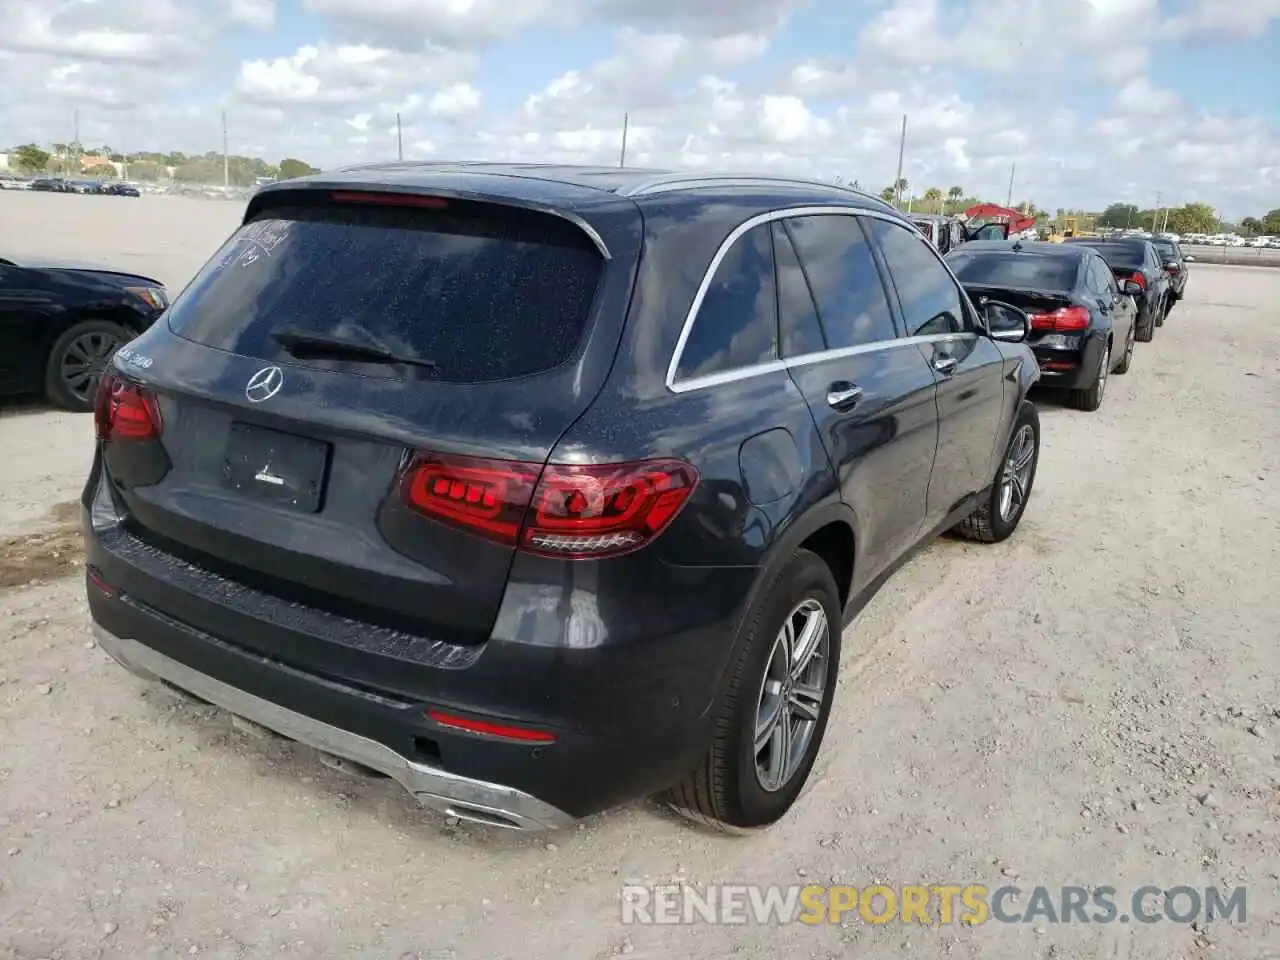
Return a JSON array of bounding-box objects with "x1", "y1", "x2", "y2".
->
[
  {"x1": 880, "y1": 186, "x2": 896, "y2": 203},
  {"x1": 894, "y1": 178, "x2": 909, "y2": 208},
  {"x1": 947, "y1": 186, "x2": 963, "y2": 213},
  {"x1": 923, "y1": 187, "x2": 944, "y2": 213}
]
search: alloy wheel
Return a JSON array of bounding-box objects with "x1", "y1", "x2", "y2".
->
[
  {"x1": 754, "y1": 598, "x2": 830, "y2": 793},
  {"x1": 61, "y1": 330, "x2": 123, "y2": 404},
  {"x1": 998, "y1": 424, "x2": 1037, "y2": 523}
]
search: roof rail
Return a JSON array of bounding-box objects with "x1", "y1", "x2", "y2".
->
[{"x1": 622, "y1": 172, "x2": 888, "y2": 206}]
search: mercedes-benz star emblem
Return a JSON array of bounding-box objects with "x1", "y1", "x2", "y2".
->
[{"x1": 245, "y1": 365, "x2": 284, "y2": 403}]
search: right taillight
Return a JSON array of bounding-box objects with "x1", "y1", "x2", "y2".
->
[
  {"x1": 1127, "y1": 271, "x2": 1148, "y2": 291},
  {"x1": 402, "y1": 453, "x2": 699, "y2": 560},
  {"x1": 94, "y1": 373, "x2": 162, "y2": 441}
]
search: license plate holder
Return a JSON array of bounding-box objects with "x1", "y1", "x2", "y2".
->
[{"x1": 222, "y1": 422, "x2": 330, "y2": 513}]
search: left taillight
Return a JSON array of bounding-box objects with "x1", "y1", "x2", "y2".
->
[
  {"x1": 94, "y1": 373, "x2": 162, "y2": 441},
  {"x1": 402, "y1": 453, "x2": 699, "y2": 560}
]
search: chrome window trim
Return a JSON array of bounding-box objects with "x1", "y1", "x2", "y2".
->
[{"x1": 665, "y1": 205, "x2": 965, "y2": 394}]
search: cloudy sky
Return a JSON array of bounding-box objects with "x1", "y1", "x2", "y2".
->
[{"x1": 2, "y1": 0, "x2": 1277, "y2": 217}]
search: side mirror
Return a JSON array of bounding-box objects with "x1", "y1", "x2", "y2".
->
[
  {"x1": 1122, "y1": 280, "x2": 1144, "y2": 296},
  {"x1": 979, "y1": 300, "x2": 1031, "y2": 344},
  {"x1": 1183, "y1": 254, "x2": 1196, "y2": 262},
  {"x1": 1163, "y1": 261, "x2": 1178, "y2": 272}
]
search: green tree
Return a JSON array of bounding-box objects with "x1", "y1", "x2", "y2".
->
[
  {"x1": 947, "y1": 186, "x2": 963, "y2": 212},
  {"x1": 1240, "y1": 217, "x2": 1262, "y2": 236},
  {"x1": 13, "y1": 144, "x2": 51, "y2": 172},
  {"x1": 278, "y1": 157, "x2": 316, "y2": 179},
  {"x1": 922, "y1": 187, "x2": 944, "y2": 213},
  {"x1": 879, "y1": 186, "x2": 897, "y2": 203},
  {"x1": 1097, "y1": 203, "x2": 1140, "y2": 228},
  {"x1": 1260, "y1": 209, "x2": 1280, "y2": 234},
  {"x1": 1165, "y1": 202, "x2": 1217, "y2": 235}
]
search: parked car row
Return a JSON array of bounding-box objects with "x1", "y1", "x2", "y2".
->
[
  {"x1": 26, "y1": 177, "x2": 141, "y2": 196},
  {"x1": 942, "y1": 234, "x2": 1188, "y2": 411}
]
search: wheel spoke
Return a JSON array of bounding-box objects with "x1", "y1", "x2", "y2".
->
[
  {"x1": 788, "y1": 682, "x2": 823, "y2": 723},
  {"x1": 754, "y1": 680, "x2": 785, "y2": 754},
  {"x1": 67, "y1": 341, "x2": 93, "y2": 364},
  {"x1": 790, "y1": 608, "x2": 827, "y2": 679},
  {"x1": 65, "y1": 369, "x2": 93, "y2": 391}
]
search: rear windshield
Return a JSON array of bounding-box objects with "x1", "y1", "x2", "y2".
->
[
  {"x1": 1074, "y1": 243, "x2": 1144, "y2": 270},
  {"x1": 948, "y1": 252, "x2": 1078, "y2": 291},
  {"x1": 165, "y1": 200, "x2": 603, "y2": 383},
  {"x1": 1151, "y1": 240, "x2": 1176, "y2": 257}
]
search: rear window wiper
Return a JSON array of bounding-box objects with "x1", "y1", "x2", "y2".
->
[{"x1": 271, "y1": 329, "x2": 438, "y2": 372}]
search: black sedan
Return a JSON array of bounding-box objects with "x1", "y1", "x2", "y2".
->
[
  {"x1": 29, "y1": 178, "x2": 75, "y2": 192},
  {"x1": 947, "y1": 240, "x2": 1137, "y2": 411},
  {"x1": 0, "y1": 255, "x2": 168, "y2": 411},
  {"x1": 1149, "y1": 236, "x2": 1191, "y2": 309},
  {"x1": 1063, "y1": 237, "x2": 1173, "y2": 339}
]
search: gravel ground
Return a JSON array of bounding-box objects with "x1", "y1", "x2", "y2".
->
[{"x1": 1, "y1": 195, "x2": 1278, "y2": 960}]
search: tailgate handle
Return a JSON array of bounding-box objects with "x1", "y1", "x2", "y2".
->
[{"x1": 826, "y1": 383, "x2": 864, "y2": 411}]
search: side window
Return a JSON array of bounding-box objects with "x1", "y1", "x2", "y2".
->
[
  {"x1": 1095, "y1": 259, "x2": 1119, "y2": 295},
  {"x1": 784, "y1": 214, "x2": 899, "y2": 348},
  {"x1": 862, "y1": 217, "x2": 968, "y2": 336},
  {"x1": 772, "y1": 223, "x2": 827, "y2": 358},
  {"x1": 675, "y1": 223, "x2": 778, "y2": 381}
]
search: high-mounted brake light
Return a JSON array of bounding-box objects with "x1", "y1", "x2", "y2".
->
[
  {"x1": 1028, "y1": 306, "x2": 1091, "y2": 332},
  {"x1": 328, "y1": 190, "x2": 449, "y2": 209},
  {"x1": 401, "y1": 453, "x2": 699, "y2": 559},
  {"x1": 94, "y1": 373, "x2": 162, "y2": 441}
]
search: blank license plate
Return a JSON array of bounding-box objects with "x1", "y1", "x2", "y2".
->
[{"x1": 222, "y1": 422, "x2": 330, "y2": 513}]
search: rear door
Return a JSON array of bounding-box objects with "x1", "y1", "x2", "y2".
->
[
  {"x1": 779, "y1": 214, "x2": 939, "y2": 590},
  {"x1": 1086, "y1": 254, "x2": 1134, "y2": 346},
  {"x1": 863, "y1": 216, "x2": 1008, "y2": 526},
  {"x1": 105, "y1": 190, "x2": 634, "y2": 647}
]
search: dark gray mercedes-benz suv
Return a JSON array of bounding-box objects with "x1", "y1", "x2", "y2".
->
[{"x1": 84, "y1": 163, "x2": 1042, "y2": 832}]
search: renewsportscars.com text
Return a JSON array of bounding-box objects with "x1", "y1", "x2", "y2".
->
[{"x1": 620, "y1": 883, "x2": 1247, "y2": 926}]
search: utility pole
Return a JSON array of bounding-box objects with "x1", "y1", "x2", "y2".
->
[
  {"x1": 1005, "y1": 160, "x2": 1016, "y2": 208},
  {"x1": 893, "y1": 114, "x2": 907, "y2": 207},
  {"x1": 396, "y1": 113, "x2": 403, "y2": 161},
  {"x1": 72, "y1": 109, "x2": 80, "y2": 175},
  {"x1": 222, "y1": 110, "x2": 230, "y2": 187},
  {"x1": 1151, "y1": 192, "x2": 1161, "y2": 233},
  {"x1": 619, "y1": 112, "x2": 629, "y2": 168}
]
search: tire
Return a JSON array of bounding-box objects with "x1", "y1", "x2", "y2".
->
[
  {"x1": 43, "y1": 318, "x2": 131, "y2": 412},
  {"x1": 1154, "y1": 295, "x2": 1166, "y2": 327},
  {"x1": 953, "y1": 400, "x2": 1040, "y2": 544},
  {"x1": 665, "y1": 549, "x2": 842, "y2": 831},
  {"x1": 1067, "y1": 342, "x2": 1110, "y2": 412},
  {"x1": 1135, "y1": 305, "x2": 1155, "y2": 343},
  {"x1": 1113, "y1": 323, "x2": 1135, "y2": 375}
]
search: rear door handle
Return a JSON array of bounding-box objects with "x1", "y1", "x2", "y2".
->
[
  {"x1": 934, "y1": 356, "x2": 959, "y2": 376},
  {"x1": 826, "y1": 383, "x2": 863, "y2": 410}
]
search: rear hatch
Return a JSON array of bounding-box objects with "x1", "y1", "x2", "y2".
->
[
  {"x1": 948, "y1": 250, "x2": 1079, "y2": 344},
  {"x1": 99, "y1": 184, "x2": 640, "y2": 647}
]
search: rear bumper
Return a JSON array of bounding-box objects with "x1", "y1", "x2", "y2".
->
[
  {"x1": 83, "y1": 468, "x2": 750, "y2": 827},
  {"x1": 94, "y1": 623, "x2": 574, "y2": 830},
  {"x1": 1031, "y1": 331, "x2": 1105, "y2": 390}
]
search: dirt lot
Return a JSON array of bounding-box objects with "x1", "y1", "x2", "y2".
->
[{"x1": 1, "y1": 194, "x2": 1278, "y2": 960}]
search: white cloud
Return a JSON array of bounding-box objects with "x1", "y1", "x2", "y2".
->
[{"x1": 0, "y1": 0, "x2": 1275, "y2": 221}]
